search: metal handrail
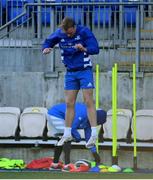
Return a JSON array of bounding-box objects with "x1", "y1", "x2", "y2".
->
[{"x1": 0, "y1": 1, "x2": 152, "y2": 32}]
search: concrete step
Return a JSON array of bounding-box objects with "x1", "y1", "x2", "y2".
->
[
  {"x1": 140, "y1": 29, "x2": 153, "y2": 39},
  {"x1": 127, "y1": 39, "x2": 153, "y2": 48},
  {"x1": 140, "y1": 17, "x2": 153, "y2": 39},
  {"x1": 144, "y1": 17, "x2": 153, "y2": 29},
  {"x1": 115, "y1": 48, "x2": 153, "y2": 71},
  {"x1": 0, "y1": 39, "x2": 32, "y2": 48}
]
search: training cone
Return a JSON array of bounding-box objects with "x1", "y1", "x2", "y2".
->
[
  {"x1": 89, "y1": 166, "x2": 100, "y2": 172},
  {"x1": 98, "y1": 164, "x2": 108, "y2": 169},
  {"x1": 108, "y1": 165, "x2": 121, "y2": 173},
  {"x1": 90, "y1": 161, "x2": 96, "y2": 168},
  {"x1": 100, "y1": 168, "x2": 109, "y2": 173},
  {"x1": 99, "y1": 164, "x2": 109, "y2": 173},
  {"x1": 122, "y1": 168, "x2": 134, "y2": 173},
  {"x1": 111, "y1": 165, "x2": 121, "y2": 171}
]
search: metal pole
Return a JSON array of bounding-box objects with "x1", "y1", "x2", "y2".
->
[
  {"x1": 50, "y1": 6, "x2": 55, "y2": 72},
  {"x1": 136, "y1": 6, "x2": 141, "y2": 72},
  {"x1": 37, "y1": 0, "x2": 42, "y2": 39},
  {"x1": 119, "y1": 0, "x2": 124, "y2": 43}
]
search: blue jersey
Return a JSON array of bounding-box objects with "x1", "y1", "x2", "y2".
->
[
  {"x1": 42, "y1": 25, "x2": 99, "y2": 71},
  {"x1": 48, "y1": 103, "x2": 97, "y2": 152}
]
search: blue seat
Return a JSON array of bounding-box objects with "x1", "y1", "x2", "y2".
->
[
  {"x1": 1, "y1": 0, "x2": 6, "y2": 9},
  {"x1": 124, "y1": 7, "x2": 137, "y2": 25},
  {"x1": 122, "y1": 0, "x2": 137, "y2": 25},
  {"x1": 93, "y1": 6, "x2": 112, "y2": 26},
  {"x1": 41, "y1": 0, "x2": 62, "y2": 25},
  {"x1": 92, "y1": 0, "x2": 119, "y2": 26},
  {"x1": 122, "y1": 0, "x2": 148, "y2": 25},
  {"x1": 7, "y1": 0, "x2": 34, "y2": 25},
  {"x1": 63, "y1": 0, "x2": 85, "y2": 25},
  {"x1": 0, "y1": 2, "x2": 1, "y2": 26}
]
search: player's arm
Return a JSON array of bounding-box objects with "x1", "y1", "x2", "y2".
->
[
  {"x1": 42, "y1": 29, "x2": 61, "y2": 54},
  {"x1": 71, "y1": 120, "x2": 81, "y2": 142},
  {"x1": 81, "y1": 27, "x2": 99, "y2": 55}
]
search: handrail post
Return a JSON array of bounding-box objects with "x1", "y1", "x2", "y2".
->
[
  {"x1": 119, "y1": 0, "x2": 124, "y2": 43},
  {"x1": 136, "y1": 6, "x2": 140, "y2": 72},
  {"x1": 37, "y1": 0, "x2": 42, "y2": 39},
  {"x1": 50, "y1": 6, "x2": 55, "y2": 72}
]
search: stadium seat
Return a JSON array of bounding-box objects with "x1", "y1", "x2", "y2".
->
[
  {"x1": 19, "y1": 107, "x2": 48, "y2": 138},
  {"x1": 41, "y1": 0, "x2": 55, "y2": 25},
  {"x1": 103, "y1": 108, "x2": 132, "y2": 140},
  {"x1": 63, "y1": 0, "x2": 85, "y2": 25},
  {"x1": 92, "y1": 0, "x2": 119, "y2": 26},
  {"x1": 1, "y1": 0, "x2": 6, "y2": 9},
  {"x1": 40, "y1": 0, "x2": 63, "y2": 25},
  {"x1": 123, "y1": 5, "x2": 137, "y2": 25},
  {"x1": 0, "y1": 2, "x2": 1, "y2": 26},
  {"x1": 7, "y1": 0, "x2": 34, "y2": 25},
  {"x1": 131, "y1": 109, "x2": 153, "y2": 141},
  {"x1": 0, "y1": 107, "x2": 20, "y2": 137},
  {"x1": 122, "y1": 0, "x2": 148, "y2": 25}
]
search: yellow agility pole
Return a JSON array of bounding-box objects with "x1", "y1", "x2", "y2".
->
[
  {"x1": 112, "y1": 64, "x2": 118, "y2": 164},
  {"x1": 95, "y1": 64, "x2": 100, "y2": 153},
  {"x1": 96, "y1": 64, "x2": 100, "y2": 109},
  {"x1": 114, "y1": 63, "x2": 118, "y2": 156},
  {"x1": 133, "y1": 64, "x2": 137, "y2": 169}
]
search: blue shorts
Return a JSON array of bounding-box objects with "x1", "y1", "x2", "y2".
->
[{"x1": 64, "y1": 68, "x2": 95, "y2": 90}]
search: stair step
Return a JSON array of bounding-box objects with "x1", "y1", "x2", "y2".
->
[
  {"x1": 119, "y1": 49, "x2": 153, "y2": 56},
  {"x1": 0, "y1": 39, "x2": 32, "y2": 47},
  {"x1": 144, "y1": 17, "x2": 153, "y2": 22},
  {"x1": 117, "y1": 61, "x2": 153, "y2": 67},
  {"x1": 127, "y1": 40, "x2": 153, "y2": 48}
]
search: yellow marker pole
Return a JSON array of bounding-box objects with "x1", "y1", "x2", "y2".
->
[
  {"x1": 112, "y1": 67, "x2": 115, "y2": 156},
  {"x1": 133, "y1": 64, "x2": 137, "y2": 169},
  {"x1": 96, "y1": 64, "x2": 100, "y2": 153},
  {"x1": 112, "y1": 64, "x2": 118, "y2": 164},
  {"x1": 114, "y1": 63, "x2": 117, "y2": 157},
  {"x1": 96, "y1": 64, "x2": 100, "y2": 109}
]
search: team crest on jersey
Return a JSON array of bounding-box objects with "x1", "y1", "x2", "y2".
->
[
  {"x1": 61, "y1": 39, "x2": 65, "y2": 42},
  {"x1": 75, "y1": 35, "x2": 80, "y2": 40},
  {"x1": 87, "y1": 82, "x2": 93, "y2": 87}
]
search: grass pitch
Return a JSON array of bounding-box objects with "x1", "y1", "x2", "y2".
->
[{"x1": 1, "y1": 170, "x2": 153, "y2": 179}]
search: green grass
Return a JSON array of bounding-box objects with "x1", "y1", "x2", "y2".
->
[{"x1": 1, "y1": 171, "x2": 153, "y2": 179}]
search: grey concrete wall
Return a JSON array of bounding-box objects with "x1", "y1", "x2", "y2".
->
[
  {"x1": 0, "y1": 48, "x2": 52, "y2": 72},
  {"x1": 0, "y1": 146, "x2": 153, "y2": 169},
  {"x1": 0, "y1": 71, "x2": 153, "y2": 111}
]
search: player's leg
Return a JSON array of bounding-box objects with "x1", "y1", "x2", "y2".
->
[
  {"x1": 92, "y1": 151, "x2": 101, "y2": 165},
  {"x1": 57, "y1": 71, "x2": 79, "y2": 146},
  {"x1": 80, "y1": 69, "x2": 98, "y2": 148},
  {"x1": 50, "y1": 140, "x2": 64, "y2": 170},
  {"x1": 63, "y1": 141, "x2": 72, "y2": 165}
]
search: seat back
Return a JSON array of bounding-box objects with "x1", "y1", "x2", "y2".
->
[
  {"x1": 0, "y1": 107, "x2": 20, "y2": 137},
  {"x1": 131, "y1": 109, "x2": 153, "y2": 141},
  {"x1": 103, "y1": 108, "x2": 132, "y2": 140},
  {"x1": 7, "y1": 0, "x2": 34, "y2": 25},
  {"x1": 19, "y1": 107, "x2": 47, "y2": 138}
]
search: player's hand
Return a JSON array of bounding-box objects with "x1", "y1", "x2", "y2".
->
[
  {"x1": 75, "y1": 43, "x2": 87, "y2": 52},
  {"x1": 43, "y1": 48, "x2": 52, "y2": 54}
]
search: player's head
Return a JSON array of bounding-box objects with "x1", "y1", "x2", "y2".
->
[
  {"x1": 96, "y1": 109, "x2": 107, "y2": 125},
  {"x1": 60, "y1": 17, "x2": 76, "y2": 37}
]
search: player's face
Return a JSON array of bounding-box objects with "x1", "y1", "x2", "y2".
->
[{"x1": 65, "y1": 27, "x2": 76, "y2": 37}]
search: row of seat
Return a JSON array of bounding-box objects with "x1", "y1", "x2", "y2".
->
[
  {"x1": 0, "y1": 0, "x2": 148, "y2": 26},
  {"x1": 0, "y1": 106, "x2": 153, "y2": 142}
]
